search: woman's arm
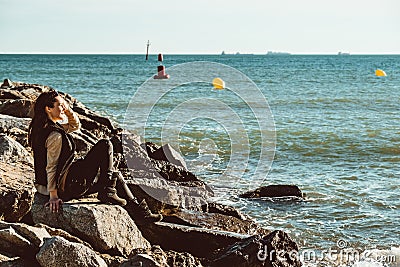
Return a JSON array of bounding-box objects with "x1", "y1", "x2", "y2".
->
[
  {"x1": 61, "y1": 104, "x2": 81, "y2": 133},
  {"x1": 45, "y1": 132, "x2": 64, "y2": 212}
]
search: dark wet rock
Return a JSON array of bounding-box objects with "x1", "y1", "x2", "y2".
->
[
  {"x1": 146, "y1": 143, "x2": 188, "y2": 169},
  {"x1": 0, "y1": 162, "x2": 35, "y2": 222},
  {"x1": 210, "y1": 230, "x2": 302, "y2": 267},
  {"x1": 150, "y1": 158, "x2": 198, "y2": 183},
  {"x1": 205, "y1": 202, "x2": 250, "y2": 221},
  {"x1": 139, "y1": 222, "x2": 247, "y2": 258},
  {"x1": 141, "y1": 141, "x2": 160, "y2": 155},
  {"x1": 239, "y1": 185, "x2": 303, "y2": 199},
  {"x1": 162, "y1": 209, "x2": 267, "y2": 236},
  {"x1": 31, "y1": 194, "x2": 151, "y2": 257},
  {"x1": 36, "y1": 236, "x2": 107, "y2": 267}
]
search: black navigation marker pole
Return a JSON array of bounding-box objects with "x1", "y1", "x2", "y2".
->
[{"x1": 145, "y1": 40, "x2": 150, "y2": 61}]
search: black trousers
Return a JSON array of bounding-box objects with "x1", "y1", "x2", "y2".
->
[{"x1": 60, "y1": 139, "x2": 114, "y2": 201}]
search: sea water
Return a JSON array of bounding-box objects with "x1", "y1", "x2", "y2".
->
[{"x1": 1, "y1": 54, "x2": 399, "y2": 266}]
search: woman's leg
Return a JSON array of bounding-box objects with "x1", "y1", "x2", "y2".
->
[{"x1": 62, "y1": 139, "x2": 126, "y2": 205}]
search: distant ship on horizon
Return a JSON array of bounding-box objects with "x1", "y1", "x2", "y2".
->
[
  {"x1": 338, "y1": 51, "x2": 350, "y2": 56},
  {"x1": 266, "y1": 51, "x2": 291, "y2": 56},
  {"x1": 221, "y1": 51, "x2": 254, "y2": 55}
]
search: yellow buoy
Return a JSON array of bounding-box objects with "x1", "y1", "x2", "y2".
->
[
  {"x1": 212, "y1": 77, "x2": 225, "y2": 89},
  {"x1": 375, "y1": 69, "x2": 387, "y2": 77}
]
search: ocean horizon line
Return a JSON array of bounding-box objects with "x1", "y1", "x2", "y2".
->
[{"x1": 1, "y1": 52, "x2": 400, "y2": 56}]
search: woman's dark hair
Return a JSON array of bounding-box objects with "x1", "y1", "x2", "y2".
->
[{"x1": 28, "y1": 90, "x2": 60, "y2": 148}]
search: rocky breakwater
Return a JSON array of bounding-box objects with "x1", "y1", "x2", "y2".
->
[{"x1": 0, "y1": 79, "x2": 302, "y2": 267}]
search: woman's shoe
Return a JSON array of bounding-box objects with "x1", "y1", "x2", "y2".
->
[
  {"x1": 126, "y1": 199, "x2": 162, "y2": 225},
  {"x1": 98, "y1": 187, "x2": 127, "y2": 206}
]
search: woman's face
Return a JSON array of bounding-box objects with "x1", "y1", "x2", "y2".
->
[{"x1": 46, "y1": 96, "x2": 65, "y2": 122}]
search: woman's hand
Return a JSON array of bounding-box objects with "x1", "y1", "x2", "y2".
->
[
  {"x1": 61, "y1": 101, "x2": 71, "y2": 114},
  {"x1": 45, "y1": 197, "x2": 64, "y2": 213}
]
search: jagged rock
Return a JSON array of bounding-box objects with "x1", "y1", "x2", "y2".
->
[
  {"x1": 31, "y1": 194, "x2": 150, "y2": 257},
  {"x1": 205, "y1": 202, "x2": 250, "y2": 221},
  {"x1": 0, "y1": 222, "x2": 50, "y2": 266},
  {"x1": 141, "y1": 141, "x2": 160, "y2": 155},
  {"x1": 123, "y1": 245, "x2": 203, "y2": 267},
  {"x1": 0, "y1": 114, "x2": 31, "y2": 151},
  {"x1": 210, "y1": 230, "x2": 302, "y2": 267},
  {"x1": 165, "y1": 250, "x2": 204, "y2": 267},
  {"x1": 100, "y1": 254, "x2": 127, "y2": 267},
  {"x1": 0, "y1": 221, "x2": 51, "y2": 248},
  {"x1": 0, "y1": 99, "x2": 34, "y2": 118},
  {"x1": 0, "y1": 134, "x2": 33, "y2": 165},
  {"x1": 146, "y1": 143, "x2": 188, "y2": 169},
  {"x1": 0, "y1": 254, "x2": 36, "y2": 267},
  {"x1": 127, "y1": 177, "x2": 212, "y2": 212},
  {"x1": 121, "y1": 133, "x2": 213, "y2": 211},
  {"x1": 0, "y1": 79, "x2": 13, "y2": 88},
  {"x1": 0, "y1": 114, "x2": 30, "y2": 134},
  {"x1": 36, "y1": 236, "x2": 107, "y2": 267},
  {"x1": 239, "y1": 185, "x2": 304, "y2": 199},
  {"x1": 121, "y1": 253, "x2": 161, "y2": 267},
  {"x1": 35, "y1": 223, "x2": 93, "y2": 249},
  {"x1": 0, "y1": 227, "x2": 32, "y2": 257},
  {"x1": 150, "y1": 158, "x2": 198, "y2": 183},
  {"x1": 0, "y1": 162, "x2": 35, "y2": 222},
  {"x1": 139, "y1": 222, "x2": 247, "y2": 258},
  {"x1": 162, "y1": 210, "x2": 267, "y2": 236}
]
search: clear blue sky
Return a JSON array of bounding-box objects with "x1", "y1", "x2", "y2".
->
[{"x1": 0, "y1": 0, "x2": 399, "y2": 54}]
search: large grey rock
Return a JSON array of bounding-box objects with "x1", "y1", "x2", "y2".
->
[
  {"x1": 0, "y1": 162, "x2": 35, "y2": 222},
  {"x1": 36, "y1": 236, "x2": 107, "y2": 267},
  {"x1": 31, "y1": 194, "x2": 151, "y2": 256},
  {"x1": 0, "y1": 134, "x2": 33, "y2": 165}
]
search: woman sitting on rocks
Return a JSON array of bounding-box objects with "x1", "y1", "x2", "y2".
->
[{"x1": 28, "y1": 90, "x2": 162, "y2": 224}]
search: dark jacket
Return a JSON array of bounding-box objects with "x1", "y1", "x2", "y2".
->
[{"x1": 33, "y1": 121, "x2": 76, "y2": 190}]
